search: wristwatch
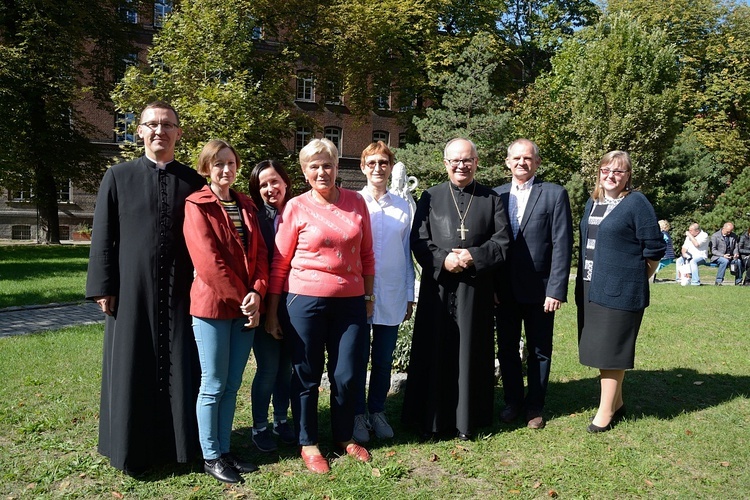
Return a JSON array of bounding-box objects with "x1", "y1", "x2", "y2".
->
[{"x1": 364, "y1": 294, "x2": 376, "y2": 303}]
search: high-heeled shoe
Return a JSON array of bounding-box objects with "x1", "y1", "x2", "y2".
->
[{"x1": 587, "y1": 421, "x2": 614, "y2": 433}]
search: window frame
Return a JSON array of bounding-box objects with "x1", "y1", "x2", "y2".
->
[
  {"x1": 296, "y1": 72, "x2": 315, "y2": 102},
  {"x1": 324, "y1": 126, "x2": 342, "y2": 156}
]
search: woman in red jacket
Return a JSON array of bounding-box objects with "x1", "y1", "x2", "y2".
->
[{"x1": 184, "y1": 140, "x2": 268, "y2": 484}]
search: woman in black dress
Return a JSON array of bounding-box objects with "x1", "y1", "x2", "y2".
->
[{"x1": 575, "y1": 151, "x2": 665, "y2": 433}]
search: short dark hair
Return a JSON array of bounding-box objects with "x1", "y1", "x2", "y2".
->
[{"x1": 140, "y1": 101, "x2": 180, "y2": 125}]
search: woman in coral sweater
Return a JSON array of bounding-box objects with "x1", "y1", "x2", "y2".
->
[{"x1": 265, "y1": 138, "x2": 375, "y2": 473}]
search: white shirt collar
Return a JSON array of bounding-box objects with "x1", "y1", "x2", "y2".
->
[{"x1": 512, "y1": 176, "x2": 535, "y2": 191}]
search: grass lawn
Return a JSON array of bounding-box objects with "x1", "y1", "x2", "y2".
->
[
  {"x1": 1, "y1": 266, "x2": 748, "y2": 499},
  {"x1": 0, "y1": 245, "x2": 90, "y2": 308}
]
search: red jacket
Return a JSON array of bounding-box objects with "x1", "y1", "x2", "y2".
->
[{"x1": 184, "y1": 185, "x2": 268, "y2": 319}]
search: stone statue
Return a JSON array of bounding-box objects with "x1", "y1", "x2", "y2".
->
[{"x1": 389, "y1": 162, "x2": 418, "y2": 222}]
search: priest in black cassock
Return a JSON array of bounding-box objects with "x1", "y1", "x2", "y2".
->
[
  {"x1": 86, "y1": 102, "x2": 205, "y2": 475},
  {"x1": 402, "y1": 138, "x2": 511, "y2": 440}
]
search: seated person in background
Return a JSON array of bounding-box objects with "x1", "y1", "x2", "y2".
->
[
  {"x1": 738, "y1": 226, "x2": 750, "y2": 286},
  {"x1": 675, "y1": 223, "x2": 709, "y2": 286},
  {"x1": 655, "y1": 220, "x2": 676, "y2": 281},
  {"x1": 709, "y1": 222, "x2": 741, "y2": 286}
]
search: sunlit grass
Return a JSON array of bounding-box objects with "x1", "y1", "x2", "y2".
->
[{"x1": 1, "y1": 277, "x2": 748, "y2": 498}]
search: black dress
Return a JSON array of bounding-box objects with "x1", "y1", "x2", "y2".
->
[
  {"x1": 402, "y1": 181, "x2": 511, "y2": 436},
  {"x1": 86, "y1": 156, "x2": 205, "y2": 471}
]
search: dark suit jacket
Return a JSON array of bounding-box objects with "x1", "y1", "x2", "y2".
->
[{"x1": 494, "y1": 178, "x2": 573, "y2": 304}]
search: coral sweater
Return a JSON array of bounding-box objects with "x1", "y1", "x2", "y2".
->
[{"x1": 269, "y1": 188, "x2": 375, "y2": 297}]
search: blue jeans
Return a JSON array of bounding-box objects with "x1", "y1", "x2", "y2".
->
[
  {"x1": 713, "y1": 256, "x2": 742, "y2": 282},
  {"x1": 355, "y1": 324, "x2": 398, "y2": 415},
  {"x1": 251, "y1": 321, "x2": 292, "y2": 429},
  {"x1": 279, "y1": 293, "x2": 368, "y2": 445},
  {"x1": 193, "y1": 317, "x2": 254, "y2": 460},
  {"x1": 676, "y1": 256, "x2": 708, "y2": 284}
]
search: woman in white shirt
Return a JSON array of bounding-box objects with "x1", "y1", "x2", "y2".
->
[{"x1": 353, "y1": 141, "x2": 415, "y2": 442}]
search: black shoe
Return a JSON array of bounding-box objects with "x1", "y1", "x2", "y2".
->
[
  {"x1": 456, "y1": 431, "x2": 472, "y2": 441},
  {"x1": 499, "y1": 405, "x2": 522, "y2": 423},
  {"x1": 587, "y1": 421, "x2": 615, "y2": 433},
  {"x1": 204, "y1": 458, "x2": 243, "y2": 483},
  {"x1": 273, "y1": 421, "x2": 298, "y2": 445},
  {"x1": 221, "y1": 453, "x2": 258, "y2": 474},
  {"x1": 715, "y1": 281, "x2": 722, "y2": 286},
  {"x1": 122, "y1": 464, "x2": 149, "y2": 478}
]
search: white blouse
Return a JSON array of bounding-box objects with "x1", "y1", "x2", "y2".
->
[{"x1": 360, "y1": 189, "x2": 416, "y2": 326}]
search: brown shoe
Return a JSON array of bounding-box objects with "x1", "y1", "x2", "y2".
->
[
  {"x1": 499, "y1": 405, "x2": 522, "y2": 423},
  {"x1": 526, "y1": 411, "x2": 545, "y2": 429}
]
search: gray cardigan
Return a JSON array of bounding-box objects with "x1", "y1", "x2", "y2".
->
[{"x1": 575, "y1": 191, "x2": 665, "y2": 312}]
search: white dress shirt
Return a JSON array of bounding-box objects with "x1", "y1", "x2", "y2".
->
[
  {"x1": 509, "y1": 176, "x2": 535, "y2": 238},
  {"x1": 360, "y1": 188, "x2": 415, "y2": 326}
]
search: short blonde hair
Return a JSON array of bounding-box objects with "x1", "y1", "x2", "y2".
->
[
  {"x1": 658, "y1": 219, "x2": 670, "y2": 231},
  {"x1": 299, "y1": 138, "x2": 338, "y2": 166},
  {"x1": 196, "y1": 139, "x2": 239, "y2": 177}
]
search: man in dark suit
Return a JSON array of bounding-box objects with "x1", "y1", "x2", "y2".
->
[{"x1": 494, "y1": 139, "x2": 573, "y2": 429}]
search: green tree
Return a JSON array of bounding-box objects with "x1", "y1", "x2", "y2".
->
[
  {"x1": 692, "y1": 5, "x2": 750, "y2": 179},
  {"x1": 395, "y1": 33, "x2": 514, "y2": 190},
  {"x1": 497, "y1": 0, "x2": 600, "y2": 90},
  {"x1": 111, "y1": 0, "x2": 295, "y2": 192},
  {"x1": 0, "y1": 0, "x2": 133, "y2": 243},
  {"x1": 514, "y1": 13, "x2": 681, "y2": 196},
  {"x1": 701, "y1": 165, "x2": 750, "y2": 235}
]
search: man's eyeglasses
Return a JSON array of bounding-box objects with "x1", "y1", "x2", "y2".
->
[
  {"x1": 600, "y1": 167, "x2": 628, "y2": 177},
  {"x1": 140, "y1": 121, "x2": 178, "y2": 131},
  {"x1": 365, "y1": 160, "x2": 390, "y2": 168},
  {"x1": 445, "y1": 157, "x2": 476, "y2": 167}
]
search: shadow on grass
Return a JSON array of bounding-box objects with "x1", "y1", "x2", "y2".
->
[
  {"x1": 110, "y1": 367, "x2": 750, "y2": 480},
  {"x1": 546, "y1": 368, "x2": 750, "y2": 421}
]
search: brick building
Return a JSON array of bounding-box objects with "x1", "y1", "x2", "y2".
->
[{"x1": 1, "y1": 0, "x2": 408, "y2": 241}]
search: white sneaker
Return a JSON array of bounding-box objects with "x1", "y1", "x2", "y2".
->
[
  {"x1": 369, "y1": 412, "x2": 394, "y2": 439},
  {"x1": 353, "y1": 414, "x2": 371, "y2": 443}
]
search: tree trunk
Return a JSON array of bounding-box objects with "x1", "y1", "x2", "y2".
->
[{"x1": 35, "y1": 172, "x2": 61, "y2": 244}]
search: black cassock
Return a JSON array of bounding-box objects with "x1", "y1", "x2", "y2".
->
[
  {"x1": 85, "y1": 156, "x2": 205, "y2": 471},
  {"x1": 402, "y1": 180, "x2": 511, "y2": 436}
]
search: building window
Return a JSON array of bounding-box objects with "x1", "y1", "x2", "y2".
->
[
  {"x1": 324, "y1": 127, "x2": 342, "y2": 155},
  {"x1": 372, "y1": 130, "x2": 389, "y2": 145},
  {"x1": 58, "y1": 180, "x2": 71, "y2": 203},
  {"x1": 399, "y1": 133, "x2": 407, "y2": 149},
  {"x1": 12, "y1": 225, "x2": 32, "y2": 240},
  {"x1": 296, "y1": 127, "x2": 312, "y2": 152},
  {"x1": 59, "y1": 225, "x2": 71, "y2": 241},
  {"x1": 116, "y1": 112, "x2": 136, "y2": 143},
  {"x1": 374, "y1": 90, "x2": 390, "y2": 110},
  {"x1": 120, "y1": 0, "x2": 138, "y2": 24},
  {"x1": 10, "y1": 189, "x2": 32, "y2": 201},
  {"x1": 325, "y1": 81, "x2": 342, "y2": 105},
  {"x1": 153, "y1": 0, "x2": 172, "y2": 27},
  {"x1": 296, "y1": 72, "x2": 315, "y2": 102}
]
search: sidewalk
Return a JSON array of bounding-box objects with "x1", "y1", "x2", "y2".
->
[{"x1": 0, "y1": 301, "x2": 104, "y2": 338}]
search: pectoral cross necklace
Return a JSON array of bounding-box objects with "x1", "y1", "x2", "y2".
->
[{"x1": 449, "y1": 182, "x2": 476, "y2": 241}]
